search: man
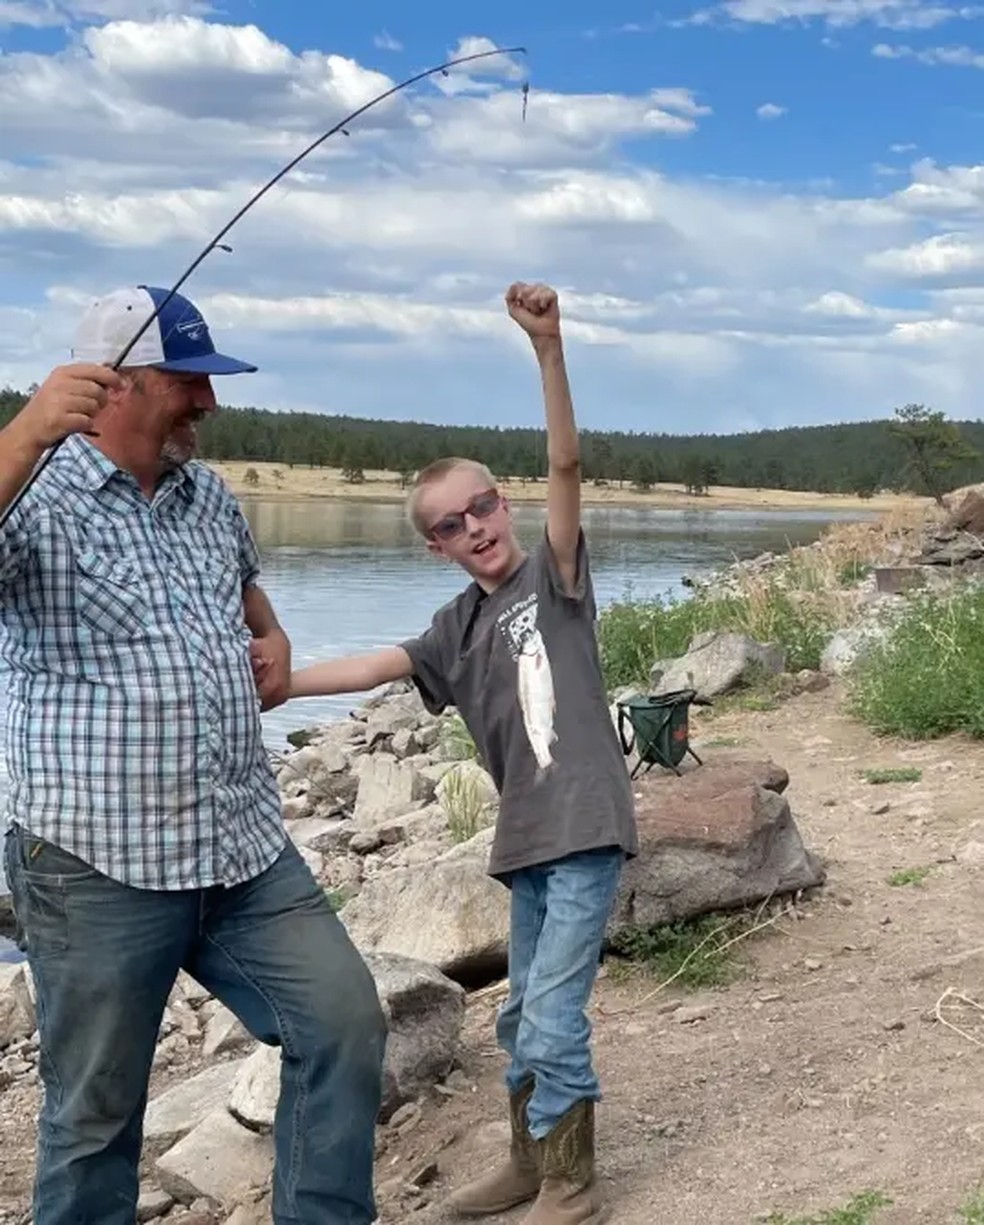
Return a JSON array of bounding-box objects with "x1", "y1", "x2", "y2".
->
[{"x1": 0, "y1": 285, "x2": 386, "y2": 1225}]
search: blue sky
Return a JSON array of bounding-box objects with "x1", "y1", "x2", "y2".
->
[{"x1": 1, "y1": 0, "x2": 983, "y2": 437}]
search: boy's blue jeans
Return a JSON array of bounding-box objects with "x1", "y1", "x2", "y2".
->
[
  {"x1": 496, "y1": 846, "x2": 624, "y2": 1139},
  {"x1": 3, "y1": 827, "x2": 386, "y2": 1225}
]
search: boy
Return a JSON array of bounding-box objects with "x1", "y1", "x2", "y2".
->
[{"x1": 287, "y1": 282, "x2": 637, "y2": 1224}]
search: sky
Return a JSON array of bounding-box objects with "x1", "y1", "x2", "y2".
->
[{"x1": 1, "y1": 1, "x2": 983, "y2": 437}]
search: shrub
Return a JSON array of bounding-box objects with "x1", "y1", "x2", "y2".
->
[{"x1": 847, "y1": 585, "x2": 984, "y2": 739}]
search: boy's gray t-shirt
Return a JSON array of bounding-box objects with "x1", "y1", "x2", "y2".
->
[{"x1": 401, "y1": 529, "x2": 638, "y2": 880}]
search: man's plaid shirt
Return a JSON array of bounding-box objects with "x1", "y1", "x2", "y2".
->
[{"x1": 0, "y1": 435, "x2": 286, "y2": 891}]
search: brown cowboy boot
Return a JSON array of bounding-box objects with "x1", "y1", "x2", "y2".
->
[
  {"x1": 449, "y1": 1079, "x2": 541, "y2": 1216},
  {"x1": 521, "y1": 1100, "x2": 608, "y2": 1224}
]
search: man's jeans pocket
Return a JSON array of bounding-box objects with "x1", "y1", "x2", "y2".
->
[{"x1": 4, "y1": 827, "x2": 99, "y2": 959}]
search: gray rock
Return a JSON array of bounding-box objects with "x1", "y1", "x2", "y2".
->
[
  {"x1": 353, "y1": 754, "x2": 431, "y2": 826},
  {"x1": 390, "y1": 728, "x2": 418, "y2": 759},
  {"x1": 340, "y1": 827, "x2": 509, "y2": 980},
  {"x1": 144, "y1": 1060, "x2": 246, "y2": 1144},
  {"x1": 277, "y1": 745, "x2": 356, "y2": 812},
  {"x1": 155, "y1": 1106, "x2": 273, "y2": 1208},
  {"x1": 650, "y1": 630, "x2": 784, "y2": 700},
  {"x1": 376, "y1": 805, "x2": 451, "y2": 847},
  {"x1": 229, "y1": 953, "x2": 464, "y2": 1128},
  {"x1": 201, "y1": 1004, "x2": 253, "y2": 1059},
  {"x1": 286, "y1": 816, "x2": 349, "y2": 853},
  {"x1": 280, "y1": 795, "x2": 313, "y2": 823},
  {"x1": 227, "y1": 1046, "x2": 279, "y2": 1133},
  {"x1": 365, "y1": 692, "x2": 427, "y2": 744},
  {"x1": 820, "y1": 623, "x2": 890, "y2": 676},
  {"x1": 137, "y1": 1188, "x2": 175, "y2": 1222},
  {"x1": 0, "y1": 963, "x2": 36, "y2": 1049},
  {"x1": 367, "y1": 951, "x2": 465, "y2": 1119}
]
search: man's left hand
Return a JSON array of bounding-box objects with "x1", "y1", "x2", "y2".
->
[{"x1": 250, "y1": 630, "x2": 291, "y2": 711}]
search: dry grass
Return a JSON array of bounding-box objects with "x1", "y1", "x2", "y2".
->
[{"x1": 207, "y1": 459, "x2": 930, "y2": 515}]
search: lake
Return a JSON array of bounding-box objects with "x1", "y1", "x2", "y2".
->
[
  {"x1": 243, "y1": 497, "x2": 868, "y2": 742},
  {"x1": 0, "y1": 495, "x2": 870, "y2": 922}
]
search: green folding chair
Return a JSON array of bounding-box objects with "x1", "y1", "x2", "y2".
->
[{"x1": 616, "y1": 689, "x2": 704, "y2": 778}]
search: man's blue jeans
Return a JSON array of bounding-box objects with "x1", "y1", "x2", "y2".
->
[
  {"x1": 3, "y1": 827, "x2": 386, "y2": 1225},
  {"x1": 495, "y1": 846, "x2": 624, "y2": 1140}
]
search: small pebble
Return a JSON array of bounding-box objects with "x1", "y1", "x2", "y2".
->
[{"x1": 676, "y1": 1005, "x2": 712, "y2": 1025}]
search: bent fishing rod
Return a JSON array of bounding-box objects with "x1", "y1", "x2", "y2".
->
[{"x1": 0, "y1": 44, "x2": 528, "y2": 530}]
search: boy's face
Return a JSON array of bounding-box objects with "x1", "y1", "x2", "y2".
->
[{"x1": 418, "y1": 467, "x2": 521, "y2": 589}]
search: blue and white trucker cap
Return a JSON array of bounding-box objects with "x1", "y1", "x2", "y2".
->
[{"x1": 71, "y1": 285, "x2": 257, "y2": 375}]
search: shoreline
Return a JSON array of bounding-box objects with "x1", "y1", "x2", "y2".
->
[{"x1": 208, "y1": 460, "x2": 927, "y2": 516}]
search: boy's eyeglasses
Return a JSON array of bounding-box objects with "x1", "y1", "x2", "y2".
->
[{"x1": 427, "y1": 489, "x2": 502, "y2": 541}]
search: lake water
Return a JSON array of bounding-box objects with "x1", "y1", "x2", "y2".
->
[{"x1": 0, "y1": 495, "x2": 870, "y2": 925}]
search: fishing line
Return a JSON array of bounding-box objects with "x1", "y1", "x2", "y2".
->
[{"x1": 1, "y1": 44, "x2": 528, "y2": 529}]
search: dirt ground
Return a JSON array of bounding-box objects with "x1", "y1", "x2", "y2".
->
[
  {"x1": 5, "y1": 679, "x2": 984, "y2": 1224},
  {"x1": 377, "y1": 682, "x2": 984, "y2": 1225}
]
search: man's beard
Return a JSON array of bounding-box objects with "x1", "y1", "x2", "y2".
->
[{"x1": 160, "y1": 437, "x2": 194, "y2": 470}]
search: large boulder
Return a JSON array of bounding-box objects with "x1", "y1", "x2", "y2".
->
[
  {"x1": 650, "y1": 631, "x2": 784, "y2": 701},
  {"x1": 611, "y1": 759, "x2": 824, "y2": 931},
  {"x1": 228, "y1": 952, "x2": 465, "y2": 1127},
  {"x1": 339, "y1": 826, "x2": 510, "y2": 981}
]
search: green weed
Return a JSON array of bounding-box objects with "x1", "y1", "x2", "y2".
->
[
  {"x1": 440, "y1": 766, "x2": 494, "y2": 844},
  {"x1": 608, "y1": 912, "x2": 760, "y2": 990},
  {"x1": 887, "y1": 866, "x2": 932, "y2": 887},
  {"x1": 860, "y1": 767, "x2": 922, "y2": 784},
  {"x1": 763, "y1": 1189, "x2": 892, "y2": 1225},
  {"x1": 325, "y1": 885, "x2": 354, "y2": 912},
  {"x1": 439, "y1": 712, "x2": 478, "y2": 762},
  {"x1": 958, "y1": 1186, "x2": 984, "y2": 1223}
]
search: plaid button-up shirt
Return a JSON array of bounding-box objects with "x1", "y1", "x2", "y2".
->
[{"x1": 0, "y1": 435, "x2": 286, "y2": 890}]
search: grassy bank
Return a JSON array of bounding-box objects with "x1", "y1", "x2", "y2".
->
[
  {"x1": 597, "y1": 508, "x2": 924, "y2": 689},
  {"x1": 597, "y1": 497, "x2": 984, "y2": 747}
]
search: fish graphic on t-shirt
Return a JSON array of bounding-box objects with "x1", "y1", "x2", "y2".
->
[{"x1": 517, "y1": 627, "x2": 557, "y2": 775}]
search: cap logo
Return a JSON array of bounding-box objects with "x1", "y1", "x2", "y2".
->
[{"x1": 175, "y1": 314, "x2": 207, "y2": 343}]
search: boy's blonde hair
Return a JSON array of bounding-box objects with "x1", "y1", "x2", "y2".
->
[{"x1": 406, "y1": 457, "x2": 497, "y2": 536}]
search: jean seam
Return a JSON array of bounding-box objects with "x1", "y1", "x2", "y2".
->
[
  {"x1": 201, "y1": 930, "x2": 305, "y2": 1215},
  {"x1": 32, "y1": 964, "x2": 63, "y2": 1207}
]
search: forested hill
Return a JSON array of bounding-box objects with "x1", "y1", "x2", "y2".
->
[{"x1": 2, "y1": 384, "x2": 981, "y2": 497}]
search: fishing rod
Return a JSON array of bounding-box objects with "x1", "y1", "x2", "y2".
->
[{"x1": 0, "y1": 43, "x2": 528, "y2": 529}]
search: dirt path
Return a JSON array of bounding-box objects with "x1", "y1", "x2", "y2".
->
[{"x1": 379, "y1": 682, "x2": 984, "y2": 1224}]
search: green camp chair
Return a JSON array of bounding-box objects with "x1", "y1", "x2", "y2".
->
[{"x1": 616, "y1": 689, "x2": 704, "y2": 778}]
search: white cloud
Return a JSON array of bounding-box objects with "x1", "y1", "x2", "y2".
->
[
  {"x1": 373, "y1": 30, "x2": 402, "y2": 53},
  {"x1": 0, "y1": 0, "x2": 208, "y2": 24},
  {"x1": 692, "y1": 0, "x2": 982, "y2": 27},
  {"x1": 2, "y1": 14, "x2": 984, "y2": 429},
  {"x1": 756, "y1": 102, "x2": 787, "y2": 119},
  {"x1": 873, "y1": 41, "x2": 984, "y2": 66},
  {"x1": 866, "y1": 232, "x2": 984, "y2": 278}
]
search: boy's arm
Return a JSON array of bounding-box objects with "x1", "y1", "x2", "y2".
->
[
  {"x1": 289, "y1": 646, "x2": 413, "y2": 699},
  {"x1": 506, "y1": 282, "x2": 580, "y2": 596}
]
